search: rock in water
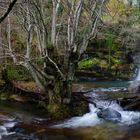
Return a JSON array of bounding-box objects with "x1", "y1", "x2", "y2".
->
[
  {"x1": 97, "y1": 108, "x2": 121, "y2": 122},
  {"x1": 128, "y1": 80, "x2": 140, "y2": 93}
]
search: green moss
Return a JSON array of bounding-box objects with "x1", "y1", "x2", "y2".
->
[
  {"x1": 78, "y1": 57, "x2": 109, "y2": 71},
  {"x1": 78, "y1": 59, "x2": 94, "y2": 70},
  {"x1": 72, "y1": 101, "x2": 88, "y2": 116},
  {"x1": 111, "y1": 57, "x2": 123, "y2": 65},
  {"x1": 47, "y1": 100, "x2": 89, "y2": 120},
  {"x1": 78, "y1": 58, "x2": 102, "y2": 70},
  {"x1": 0, "y1": 92, "x2": 10, "y2": 100},
  {"x1": 47, "y1": 103, "x2": 70, "y2": 120},
  {"x1": 47, "y1": 41, "x2": 54, "y2": 49},
  {"x1": 7, "y1": 66, "x2": 32, "y2": 81}
]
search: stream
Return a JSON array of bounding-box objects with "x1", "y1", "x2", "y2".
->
[{"x1": 0, "y1": 80, "x2": 140, "y2": 140}]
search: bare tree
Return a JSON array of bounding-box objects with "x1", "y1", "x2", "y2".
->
[{"x1": 2, "y1": 0, "x2": 105, "y2": 104}]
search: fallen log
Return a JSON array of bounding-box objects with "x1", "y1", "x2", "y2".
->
[
  {"x1": 118, "y1": 96, "x2": 140, "y2": 111},
  {"x1": 1, "y1": 79, "x2": 95, "y2": 106},
  {"x1": 6, "y1": 80, "x2": 49, "y2": 101},
  {"x1": 72, "y1": 92, "x2": 97, "y2": 107}
]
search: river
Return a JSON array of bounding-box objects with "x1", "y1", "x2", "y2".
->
[{"x1": 0, "y1": 80, "x2": 140, "y2": 140}]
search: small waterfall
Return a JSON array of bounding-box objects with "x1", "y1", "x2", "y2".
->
[
  {"x1": 136, "y1": 66, "x2": 140, "y2": 80},
  {"x1": 0, "y1": 122, "x2": 16, "y2": 139},
  {"x1": 54, "y1": 104, "x2": 101, "y2": 128},
  {"x1": 0, "y1": 126, "x2": 8, "y2": 139},
  {"x1": 96, "y1": 101, "x2": 140, "y2": 125},
  {"x1": 53, "y1": 98, "x2": 140, "y2": 128},
  {"x1": 133, "y1": 53, "x2": 140, "y2": 81}
]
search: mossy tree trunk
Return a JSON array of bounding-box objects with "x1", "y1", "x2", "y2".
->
[
  {"x1": 52, "y1": 78, "x2": 73, "y2": 104},
  {"x1": 47, "y1": 54, "x2": 77, "y2": 104},
  {"x1": 23, "y1": 50, "x2": 77, "y2": 105}
]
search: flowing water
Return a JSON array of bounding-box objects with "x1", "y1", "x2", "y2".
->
[
  {"x1": 54, "y1": 101, "x2": 140, "y2": 128},
  {"x1": 135, "y1": 65, "x2": 140, "y2": 80},
  {"x1": 0, "y1": 81, "x2": 140, "y2": 140}
]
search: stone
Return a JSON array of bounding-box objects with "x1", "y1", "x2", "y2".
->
[
  {"x1": 128, "y1": 80, "x2": 140, "y2": 93},
  {"x1": 31, "y1": 118, "x2": 49, "y2": 125},
  {"x1": 97, "y1": 108, "x2": 121, "y2": 122}
]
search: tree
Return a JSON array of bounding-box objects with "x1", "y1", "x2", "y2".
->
[{"x1": 1, "y1": 0, "x2": 105, "y2": 105}]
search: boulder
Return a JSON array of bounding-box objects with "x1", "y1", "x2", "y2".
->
[
  {"x1": 97, "y1": 108, "x2": 121, "y2": 122},
  {"x1": 128, "y1": 80, "x2": 140, "y2": 93}
]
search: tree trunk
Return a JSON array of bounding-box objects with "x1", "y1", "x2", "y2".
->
[
  {"x1": 49, "y1": 78, "x2": 73, "y2": 104},
  {"x1": 24, "y1": 60, "x2": 75, "y2": 105},
  {"x1": 49, "y1": 62, "x2": 76, "y2": 104}
]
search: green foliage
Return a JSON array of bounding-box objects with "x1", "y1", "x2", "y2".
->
[
  {"x1": 132, "y1": 7, "x2": 140, "y2": 26},
  {"x1": 7, "y1": 66, "x2": 32, "y2": 81},
  {"x1": 106, "y1": 36, "x2": 113, "y2": 48},
  {"x1": 103, "y1": 0, "x2": 132, "y2": 23},
  {"x1": 78, "y1": 58, "x2": 109, "y2": 70},
  {"x1": 78, "y1": 30, "x2": 134, "y2": 79},
  {"x1": 78, "y1": 59, "x2": 94, "y2": 70},
  {"x1": 111, "y1": 57, "x2": 123, "y2": 65},
  {"x1": 78, "y1": 58, "x2": 102, "y2": 70}
]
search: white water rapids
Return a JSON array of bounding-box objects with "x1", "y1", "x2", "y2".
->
[
  {"x1": 0, "y1": 116, "x2": 16, "y2": 139},
  {"x1": 136, "y1": 71, "x2": 140, "y2": 81},
  {"x1": 54, "y1": 94, "x2": 140, "y2": 128},
  {"x1": 0, "y1": 125, "x2": 15, "y2": 139}
]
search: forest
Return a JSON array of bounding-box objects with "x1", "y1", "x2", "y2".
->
[{"x1": 0, "y1": 0, "x2": 140, "y2": 140}]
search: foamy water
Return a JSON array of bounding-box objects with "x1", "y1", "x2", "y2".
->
[
  {"x1": 135, "y1": 66, "x2": 140, "y2": 80},
  {"x1": 53, "y1": 95, "x2": 140, "y2": 128},
  {"x1": 0, "y1": 121, "x2": 16, "y2": 139},
  {"x1": 54, "y1": 104, "x2": 101, "y2": 128}
]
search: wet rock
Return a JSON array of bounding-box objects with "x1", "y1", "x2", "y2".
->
[
  {"x1": 2, "y1": 133, "x2": 39, "y2": 140},
  {"x1": 13, "y1": 127, "x2": 25, "y2": 133},
  {"x1": 31, "y1": 118, "x2": 50, "y2": 125},
  {"x1": 128, "y1": 80, "x2": 140, "y2": 93},
  {"x1": 97, "y1": 108, "x2": 121, "y2": 122}
]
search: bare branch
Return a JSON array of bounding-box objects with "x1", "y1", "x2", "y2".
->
[{"x1": 0, "y1": 0, "x2": 17, "y2": 23}]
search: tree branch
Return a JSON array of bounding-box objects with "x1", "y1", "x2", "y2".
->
[{"x1": 0, "y1": 0, "x2": 17, "y2": 23}]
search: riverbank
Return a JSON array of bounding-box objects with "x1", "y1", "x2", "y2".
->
[{"x1": 0, "y1": 82, "x2": 140, "y2": 140}]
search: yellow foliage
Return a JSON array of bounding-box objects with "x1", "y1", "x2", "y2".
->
[{"x1": 104, "y1": 0, "x2": 132, "y2": 23}]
